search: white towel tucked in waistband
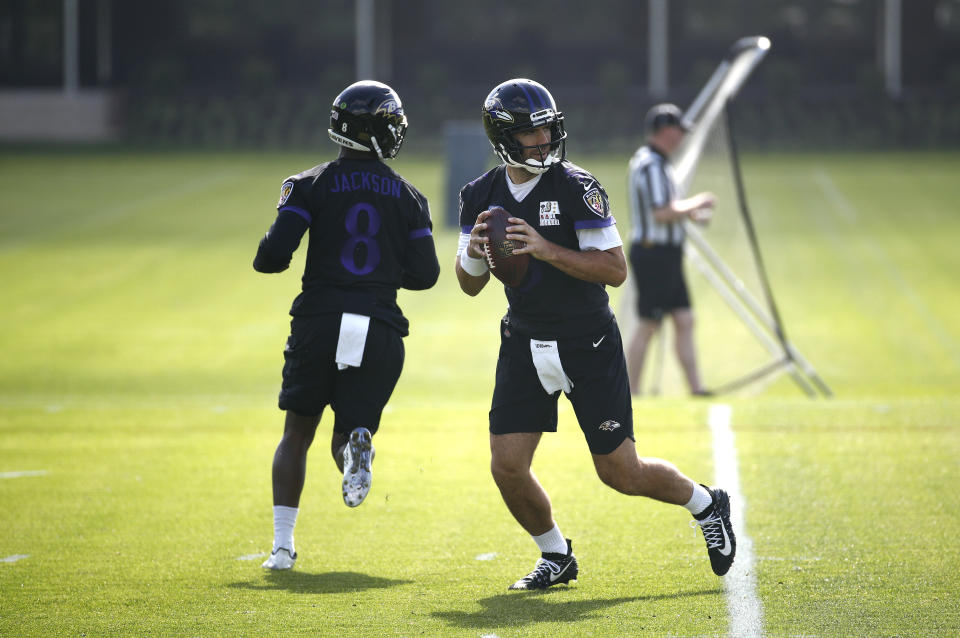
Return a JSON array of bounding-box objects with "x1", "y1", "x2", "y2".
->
[
  {"x1": 336, "y1": 313, "x2": 370, "y2": 370},
  {"x1": 529, "y1": 339, "x2": 574, "y2": 394}
]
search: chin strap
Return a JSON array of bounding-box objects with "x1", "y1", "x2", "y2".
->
[
  {"x1": 370, "y1": 136, "x2": 384, "y2": 160},
  {"x1": 519, "y1": 162, "x2": 550, "y2": 175},
  {"x1": 498, "y1": 144, "x2": 556, "y2": 174}
]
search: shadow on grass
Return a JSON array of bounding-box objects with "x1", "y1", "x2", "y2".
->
[
  {"x1": 432, "y1": 587, "x2": 719, "y2": 629},
  {"x1": 228, "y1": 570, "x2": 411, "y2": 595}
]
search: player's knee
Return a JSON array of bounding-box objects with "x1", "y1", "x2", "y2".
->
[
  {"x1": 283, "y1": 411, "x2": 320, "y2": 439},
  {"x1": 673, "y1": 310, "x2": 694, "y2": 331},
  {"x1": 595, "y1": 454, "x2": 645, "y2": 495},
  {"x1": 596, "y1": 463, "x2": 629, "y2": 492},
  {"x1": 490, "y1": 457, "x2": 526, "y2": 487},
  {"x1": 280, "y1": 427, "x2": 312, "y2": 452}
]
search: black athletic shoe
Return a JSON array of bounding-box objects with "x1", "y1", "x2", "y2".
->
[
  {"x1": 508, "y1": 539, "x2": 578, "y2": 590},
  {"x1": 692, "y1": 486, "x2": 737, "y2": 576}
]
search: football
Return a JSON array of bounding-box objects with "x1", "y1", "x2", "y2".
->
[{"x1": 481, "y1": 206, "x2": 529, "y2": 287}]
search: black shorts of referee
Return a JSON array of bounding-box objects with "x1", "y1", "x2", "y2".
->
[
  {"x1": 277, "y1": 314, "x2": 404, "y2": 434},
  {"x1": 629, "y1": 242, "x2": 690, "y2": 320}
]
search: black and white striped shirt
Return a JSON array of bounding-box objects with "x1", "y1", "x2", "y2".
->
[{"x1": 628, "y1": 145, "x2": 684, "y2": 246}]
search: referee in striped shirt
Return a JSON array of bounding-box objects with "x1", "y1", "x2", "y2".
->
[{"x1": 626, "y1": 104, "x2": 715, "y2": 396}]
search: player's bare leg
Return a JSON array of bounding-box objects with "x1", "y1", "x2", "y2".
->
[
  {"x1": 264, "y1": 410, "x2": 320, "y2": 570},
  {"x1": 491, "y1": 432, "x2": 578, "y2": 590},
  {"x1": 672, "y1": 309, "x2": 708, "y2": 395},
  {"x1": 331, "y1": 431, "x2": 349, "y2": 472},
  {"x1": 627, "y1": 318, "x2": 660, "y2": 395},
  {"x1": 272, "y1": 411, "x2": 321, "y2": 506},
  {"x1": 490, "y1": 432, "x2": 553, "y2": 534},
  {"x1": 591, "y1": 437, "x2": 697, "y2": 503},
  {"x1": 591, "y1": 438, "x2": 736, "y2": 575}
]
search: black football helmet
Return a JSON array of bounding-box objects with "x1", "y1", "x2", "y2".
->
[
  {"x1": 481, "y1": 78, "x2": 567, "y2": 174},
  {"x1": 328, "y1": 81, "x2": 408, "y2": 160}
]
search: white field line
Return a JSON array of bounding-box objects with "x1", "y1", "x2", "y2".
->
[
  {"x1": 237, "y1": 553, "x2": 267, "y2": 561},
  {"x1": 1, "y1": 554, "x2": 29, "y2": 563},
  {"x1": 813, "y1": 169, "x2": 960, "y2": 366},
  {"x1": 709, "y1": 403, "x2": 764, "y2": 638},
  {"x1": 0, "y1": 470, "x2": 48, "y2": 479}
]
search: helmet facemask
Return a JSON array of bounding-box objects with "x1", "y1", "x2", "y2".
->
[
  {"x1": 495, "y1": 114, "x2": 566, "y2": 174},
  {"x1": 367, "y1": 111, "x2": 407, "y2": 159}
]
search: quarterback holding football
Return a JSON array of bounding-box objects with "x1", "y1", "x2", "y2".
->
[{"x1": 455, "y1": 78, "x2": 737, "y2": 590}]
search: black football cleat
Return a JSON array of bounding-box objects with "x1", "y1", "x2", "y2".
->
[
  {"x1": 508, "y1": 539, "x2": 579, "y2": 590},
  {"x1": 692, "y1": 486, "x2": 737, "y2": 576}
]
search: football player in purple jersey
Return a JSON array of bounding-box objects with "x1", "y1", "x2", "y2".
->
[
  {"x1": 455, "y1": 78, "x2": 736, "y2": 589},
  {"x1": 254, "y1": 81, "x2": 439, "y2": 570}
]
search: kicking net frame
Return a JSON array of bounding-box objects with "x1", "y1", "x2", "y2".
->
[{"x1": 627, "y1": 36, "x2": 831, "y2": 397}]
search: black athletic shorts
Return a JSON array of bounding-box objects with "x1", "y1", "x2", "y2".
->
[
  {"x1": 278, "y1": 314, "x2": 404, "y2": 434},
  {"x1": 489, "y1": 316, "x2": 634, "y2": 455},
  {"x1": 629, "y1": 243, "x2": 690, "y2": 320}
]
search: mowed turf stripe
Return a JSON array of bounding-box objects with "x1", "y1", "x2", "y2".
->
[
  {"x1": 0, "y1": 168, "x2": 236, "y2": 253},
  {"x1": 812, "y1": 168, "x2": 960, "y2": 367},
  {"x1": 709, "y1": 403, "x2": 764, "y2": 637}
]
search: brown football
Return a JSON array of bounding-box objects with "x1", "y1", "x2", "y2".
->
[{"x1": 481, "y1": 206, "x2": 529, "y2": 287}]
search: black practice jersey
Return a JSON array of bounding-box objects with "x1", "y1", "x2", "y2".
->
[
  {"x1": 254, "y1": 157, "x2": 440, "y2": 336},
  {"x1": 459, "y1": 161, "x2": 617, "y2": 339}
]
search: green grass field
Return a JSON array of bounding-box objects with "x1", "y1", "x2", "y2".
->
[{"x1": 1, "y1": 148, "x2": 958, "y2": 637}]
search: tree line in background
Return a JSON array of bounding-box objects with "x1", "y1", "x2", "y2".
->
[{"x1": 3, "y1": 0, "x2": 960, "y2": 149}]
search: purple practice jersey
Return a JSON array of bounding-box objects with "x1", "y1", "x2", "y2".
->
[
  {"x1": 254, "y1": 157, "x2": 439, "y2": 336},
  {"x1": 459, "y1": 161, "x2": 617, "y2": 339}
]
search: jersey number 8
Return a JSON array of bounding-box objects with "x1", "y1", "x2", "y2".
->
[{"x1": 340, "y1": 203, "x2": 381, "y2": 275}]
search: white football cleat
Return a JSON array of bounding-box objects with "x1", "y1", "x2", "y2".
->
[
  {"x1": 261, "y1": 547, "x2": 297, "y2": 570},
  {"x1": 342, "y1": 427, "x2": 375, "y2": 507}
]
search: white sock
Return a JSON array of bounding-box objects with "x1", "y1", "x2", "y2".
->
[
  {"x1": 272, "y1": 505, "x2": 298, "y2": 553},
  {"x1": 684, "y1": 484, "x2": 714, "y2": 517},
  {"x1": 532, "y1": 524, "x2": 568, "y2": 555}
]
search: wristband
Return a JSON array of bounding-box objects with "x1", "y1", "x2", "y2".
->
[{"x1": 459, "y1": 249, "x2": 489, "y2": 276}]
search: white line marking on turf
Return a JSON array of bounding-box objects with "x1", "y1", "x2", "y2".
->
[
  {"x1": 237, "y1": 553, "x2": 267, "y2": 561},
  {"x1": 0, "y1": 470, "x2": 48, "y2": 479},
  {"x1": 812, "y1": 169, "x2": 858, "y2": 224},
  {"x1": 709, "y1": 403, "x2": 764, "y2": 638},
  {"x1": 475, "y1": 552, "x2": 497, "y2": 561},
  {"x1": 1, "y1": 554, "x2": 29, "y2": 563}
]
